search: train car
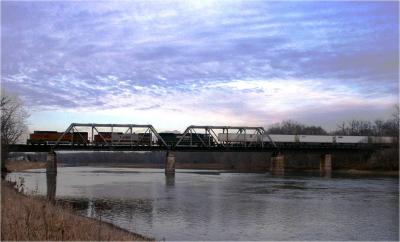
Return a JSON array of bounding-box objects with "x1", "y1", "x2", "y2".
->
[
  {"x1": 264, "y1": 134, "x2": 297, "y2": 143},
  {"x1": 368, "y1": 136, "x2": 397, "y2": 144},
  {"x1": 298, "y1": 135, "x2": 334, "y2": 144},
  {"x1": 137, "y1": 133, "x2": 152, "y2": 145},
  {"x1": 158, "y1": 132, "x2": 215, "y2": 147},
  {"x1": 70, "y1": 132, "x2": 89, "y2": 144},
  {"x1": 27, "y1": 131, "x2": 88, "y2": 145},
  {"x1": 335, "y1": 136, "x2": 368, "y2": 144},
  {"x1": 158, "y1": 133, "x2": 179, "y2": 146},
  {"x1": 94, "y1": 132, "x2": 152, "y2": 145},
  {"x1": 93, "y1": 132, "x2": 113, "y2": 144},
  {"x1": 28, "y1": 131, "x2": 62, "y2": 144},
  {"x1": 111, "y1": 133, "x2": 139, "y2": 145},
  {"x1": 177, "y1": 133, "x2": 215, "y2": 147},
  {"x1": 217, "y1": 133, "x2": 261, "y2": 143}
]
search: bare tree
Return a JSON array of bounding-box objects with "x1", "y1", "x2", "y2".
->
[
  {"x1": 332, "y1": 105, "x2": 400, "y2": 136},
  {"x1": 267, "y1": 120, "x2": 327, "y2": 135},
  {"x1": 392, "y1": 104, "x2": 399, "y2": 129},
  {"x1": 1, "y1": 90, "x2": 29, "y2": 173}
]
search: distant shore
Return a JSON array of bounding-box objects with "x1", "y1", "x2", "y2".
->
[
  {"x1": 2, "y1": 160, "x2": 153, "y2": 241},
  {"x1": 5, "y1": 160, "x2": 47, "y2": 172}
]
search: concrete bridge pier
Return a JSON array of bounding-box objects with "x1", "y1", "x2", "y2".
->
[
  {"x1": 46, "y1": 151, "x2": 57, "y2": 174},
  {"x1": 46, "y1": 173, "x2": 57, "y2": 203},
  {"x1": 165, "y1": 151, "x2": 176, "y2": 174},
  {"x1": 320, "y1": 154, "x2": 332, "y2": 174},
  {"x1": 270, "y1": 154, "x2": 285, "y2": 175}
]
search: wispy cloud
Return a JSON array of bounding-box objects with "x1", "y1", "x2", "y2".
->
[{"x1": 1, "y1": 1, "x2": 398, "y2": 130}]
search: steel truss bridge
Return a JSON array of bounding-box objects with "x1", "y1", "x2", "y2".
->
[{"x1": 8, "y1": 123, "x2": 389, "y2": 153}]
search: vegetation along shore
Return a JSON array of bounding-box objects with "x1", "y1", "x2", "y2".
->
[{"x1": 1, "y1": 160, "x2": 153, "y2": 241}]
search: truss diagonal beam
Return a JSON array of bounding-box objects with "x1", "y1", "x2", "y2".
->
[{"x1": 72, "y1": 127, "x2": 89, "y2": 145}]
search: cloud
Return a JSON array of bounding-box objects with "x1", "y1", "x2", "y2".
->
[
  {"x1": 21, "y1": 77, "x2": 397, "y2": 131},
  {"x1": 1, "y1": 1, "x2": 398, "y2": 130}
]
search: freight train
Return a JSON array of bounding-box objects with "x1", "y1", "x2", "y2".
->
[{"x1": 27, "y1": 130, "x2": 397, "y2": 147}]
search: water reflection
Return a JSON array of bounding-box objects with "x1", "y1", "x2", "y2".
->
[
  {"x1": 165, "y1": 173, "x2": 175, "y2": 186},
  {"x1": 270, "y1": 170, "x2": 285, "y2": 176},
  {"x1": 60, "y1": 197, "x2": 155, "y2": 228},
  {"x1": 320, "y1": 171, "x2": 332, "y2": 178},
  {"x1": 46, "y1": 173, "x2": 56, "y2": 203},
  {"x1": 6, "y1": 167, "x2": 399, "y2": 241}
]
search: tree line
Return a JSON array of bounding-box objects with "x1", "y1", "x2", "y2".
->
[{"x1": 267, "y1": 105, "x2": 399, "y2": 136}]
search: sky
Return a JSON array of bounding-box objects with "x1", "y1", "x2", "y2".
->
[{"x1": 1, "y1": 0, "x2": 399, "y2": 133}]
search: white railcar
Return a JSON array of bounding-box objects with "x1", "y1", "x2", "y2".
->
[
  {"x1": 368, "y1": 136, "x2": 396, "y2": 144},
  {"x1": 217, "y1": 133, "x2": 261, "y2": 142},
  {"x1": 111, "y1": 133, "x2": 139, "y2": 143},
  {"x1": 299, "y1": 135, "x2": 334, "y2": 143},
  {"x1": 335, "y1": 136, "x2": 368, "y2": 144},
  {"x1": 264, "y1": 134, "x2": 297, "y2": 143}
]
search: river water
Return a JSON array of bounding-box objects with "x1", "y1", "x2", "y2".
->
[{"x1": 6, "y1": 167, "x2": 399, "y2": 241}]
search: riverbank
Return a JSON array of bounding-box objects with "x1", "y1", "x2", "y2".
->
[
  {"x1": 1, "y1": 160, "x2": 153, "y2": 241},
  {"x1": 5, "y1": 160, "x2": 46, "y2": 172}
]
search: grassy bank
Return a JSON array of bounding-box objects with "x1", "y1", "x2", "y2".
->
[
  {"x1": 5, "y1": 160, "x2": 46, "y2": 172},
  {"x1": 1, "y1": 160, "x2": 152, "y2": 241}
]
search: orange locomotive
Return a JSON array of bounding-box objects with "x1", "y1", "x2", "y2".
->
[{"x1": 27, "y1": 131, "x2": 89, "y2": 145}]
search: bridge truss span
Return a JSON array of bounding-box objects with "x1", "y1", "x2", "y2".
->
[
  {"x1": 175, "y1": 125, "x2": 277, "y2": 148},
  {"x1": 20, "y1": 123, "x2": 394, "y2": 152},
  {"x1": 53, "y1": 123, "x2": 168, "y2": 148}
]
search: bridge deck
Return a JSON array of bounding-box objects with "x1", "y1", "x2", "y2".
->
[{"x1": 8, "y1": 144, "x2": 388, "y2": 152}]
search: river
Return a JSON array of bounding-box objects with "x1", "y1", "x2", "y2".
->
[{"x1": 6, "y1": 167, "x2": 399, "y2": 240}]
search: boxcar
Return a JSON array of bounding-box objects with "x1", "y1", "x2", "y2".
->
[
  {"x1": 217, "y1": 133, "x2": 261, "y2": 143},
  {"x1": 335, "y1": 136, "x2": 368, "y2": 144},
  {"x1": 94, "y1": 132, "x2": 152, "y2": 145},
  {"x1": 298, "y1": 135, "x2": 334, "y2": 143},
  {"x1": 265, "y1": 134, "x2": 297, "y2": 143}
]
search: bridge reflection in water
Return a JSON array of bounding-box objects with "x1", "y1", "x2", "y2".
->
[
  {"x1": 17, "y1": 167, "x2": 394, "y2": 241},
  {"x1": 165, "y1": 173, "x2": 175, "y2": 186}
]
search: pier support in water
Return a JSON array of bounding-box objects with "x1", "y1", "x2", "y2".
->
[
  {"x1": 165, "y1": 151, "x2": 176, "y2": 174},
  {"x1": 46, "y1": 173, "x2": 57, "y2": 203},
  {"x1": 46, "y1": 151, "x2": 57, "y2": 174},
  {"x1": 270, "y1": 154, "x2": 285, "y2": 175},
  {"x1": 320, "y1": 154, "x2": 332, "y2": 174}
]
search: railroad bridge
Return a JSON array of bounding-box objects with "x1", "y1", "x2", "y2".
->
[{"x1": 9, "y1": 123, "x2": 394, "y2": 175}]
